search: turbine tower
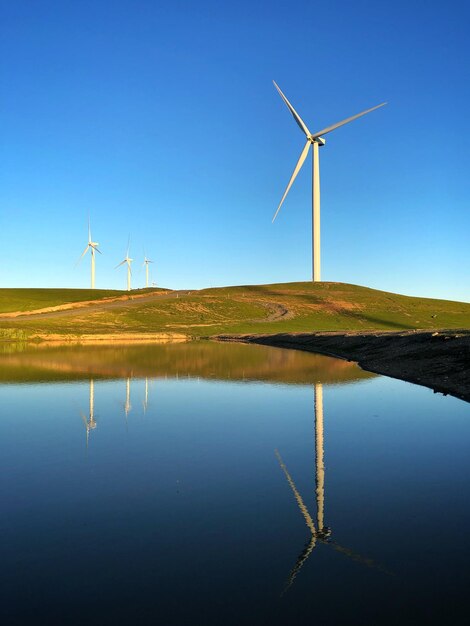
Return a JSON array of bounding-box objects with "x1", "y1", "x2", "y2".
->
[
  {"x1": 272, "y1": 81, "x2": 386, "y2": 282},
  {"x1": 143, "y1": 253, "x2": 153, "y2": 288},
  {"x1": 78, "y1": 219, "x2": 101, "y2": 288},
  {"x1": 116, "y1": 240, "x2": 133, "y2": 291}
]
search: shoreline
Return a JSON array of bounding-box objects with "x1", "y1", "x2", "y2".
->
[
  {"x1": 1, "y1": 328, "x2": 468, "y2": 402},
  {"x1": 216, "y1": 330, "x2": 470, "y2": 403},
  {"x1": 0, "y1": 332, "x2": 189, "y2": 345}
]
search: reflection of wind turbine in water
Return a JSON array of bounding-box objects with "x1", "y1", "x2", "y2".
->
[
  {"x1": 276, "y1": 383, "x2": 381, "y2": 593},
  {"x1": 143, "y1": 377, "x2": 149, "y2": 413},
  {"x1": 81, "y1": 379, "x2": 97, "y2": 447},
  {"x1": 124, "y1": 377, "x2": 132, "y2": 418},
  {"x1": 314, "y1": 383, "x2": 325, "y2": 534}
]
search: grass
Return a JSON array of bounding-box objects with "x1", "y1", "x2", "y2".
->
[
  {"x1": 0, "y1": 281, "x2": 468, "y2": 338},
  {"x1": 0, "y1": 288, "x2": 126, "y2": 313}
]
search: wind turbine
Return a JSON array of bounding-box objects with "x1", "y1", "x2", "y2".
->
[
  {"x1": 272, "y1": 81, "x2": 386, "y2": 282},
  {"x1": 143, "y1": 252, "x2": 154, "y2": 288},
  {"x1": 116, "y1": 239, "x2": 133, "y2": 291},
  {"x1": 78, "y1": 219, "x2": 101, "y2": 289}
]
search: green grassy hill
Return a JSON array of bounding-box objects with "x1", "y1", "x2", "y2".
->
[
  {"x1": 0, "y1": 282, "x2": 468, "y2": 339},
  {"x1": 0, "y1": 288, "x2": 127, "y2": 313}
]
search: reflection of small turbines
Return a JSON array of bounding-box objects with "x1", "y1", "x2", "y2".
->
[
  {"x1": 142, "y1": 377, "x2": 149, "y2": 413},
  {"x1": 78, "y1": 219, "x2": 101, "y2": 289},
  {"x1": 272, "y1": 81, "x2": 386, "y2": 282},
  {"x1": 143, "y1": 254, "x2": 154, "y2": 288},
  {"x1": 124, "y1": 377, "x2": 132, "y2": 417},
  {"x1": 81, "y1": 379, "x2": 97, "y2": 448},
  {"x1": 116, "y1": 239, "x2": 133, "y2": 291}
]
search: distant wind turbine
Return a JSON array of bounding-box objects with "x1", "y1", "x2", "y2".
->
[
  {"x1": 116, "y1": 239, "x2": 133, "y2": 291},
  {"x1": 143, "y1": 251, "x2": 154, "y2": 288},
  {"x1": 78, "y1": 219, "x2": 101, "y2": 289},
  {"x1": 272, "y1": 81, "x2": 386, "y2": 282}
]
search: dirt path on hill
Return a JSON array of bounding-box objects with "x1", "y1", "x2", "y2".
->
[
  {"x1": 0, "y1": 290, "x2": 191, "y2": 320},
  {"x1": 161, "y1": 299, "x2": 294, "y2": 329},
  {"x1": 262, "y1": 301, "x2": 292, "y2": 322},
  {"x1": 0, "y1": 292, "x2": 295, "y2": 327}
]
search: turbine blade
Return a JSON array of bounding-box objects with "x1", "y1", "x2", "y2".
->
[
  {"x1": 327, "y1": 540, "x2": 392, "y2": 575},
  {"x1": 312, "y1": 102, "x2": 387, "y2": 138},
  {"x1": 75, "y1": 244, "x2": 90, "y2": 266},
  {"x1": 273, "y1": 81, "x2": 312, "y2": 137},
  {"x1": 274, "y1": 449, "x2": 317, "y2": 535},
  {"x1": 88, "y1": 217, "x2": 92, "y2": 244},
  {"x1": 115, "y1": 259, "x2": 127, "y2": 269},
  {"x1": 282, "y1": 535, "x2": 317, "y2": 595},
  {"x1": 93, "y1": 246, "x2": 102, "y2": 255},
  {"x1": 272, "y1": 140, "x2": 311, "y2": 223}
]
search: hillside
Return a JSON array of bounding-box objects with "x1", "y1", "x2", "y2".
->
[
  {"x1": 0, "y1": 288, "x2": 125, "y2": 313},
  {"x1": 0, "y1": 282, "x2": 468, "y2": 340},
  {"x1": 0, "y1": 287, "x2": 168, "y2": 314}
]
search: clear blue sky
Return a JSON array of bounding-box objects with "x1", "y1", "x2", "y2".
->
[{"x1": 1, "y1": 0, "x2": 468, "y2": 301}]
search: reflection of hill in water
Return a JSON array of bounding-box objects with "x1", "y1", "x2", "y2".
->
[{"x1": 0, "y1": 341, "x2": 376, "y2": 386}]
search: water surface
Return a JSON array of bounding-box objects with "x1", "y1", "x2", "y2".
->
[{"x1": 0, "y1": 342, "x2": 468, "y2": 625}]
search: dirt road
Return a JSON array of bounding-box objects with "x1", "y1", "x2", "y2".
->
[{"x1": 0, "y1": 290, "x2": 192, "y2": 320}]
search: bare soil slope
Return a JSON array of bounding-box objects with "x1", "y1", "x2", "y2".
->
[{"x1": 217, "y1": 330, "x2": 470, "y2": 402}]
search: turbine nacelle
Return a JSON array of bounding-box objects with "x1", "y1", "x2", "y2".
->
[{"x1": 115, "y1": 257, "x2": 133, "y2": 268}]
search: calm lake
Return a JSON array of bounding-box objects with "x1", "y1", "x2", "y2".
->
[{"x1": 0, "y1": 342, "x2": 469, "y2": 625}]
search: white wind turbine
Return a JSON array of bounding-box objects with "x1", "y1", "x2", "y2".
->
[
  {"x1": 116, "y1": 239, "x2": 133, "y2": 291},
  {"x1": 143, "y1": 251, "x2": 154, "y2": 288},
  {"x1": 272, "y1": 81, "x2": 386, "y2": 282},
  {"x1": 78, "y1": 219, "x2": 101, "y2": 289}
]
